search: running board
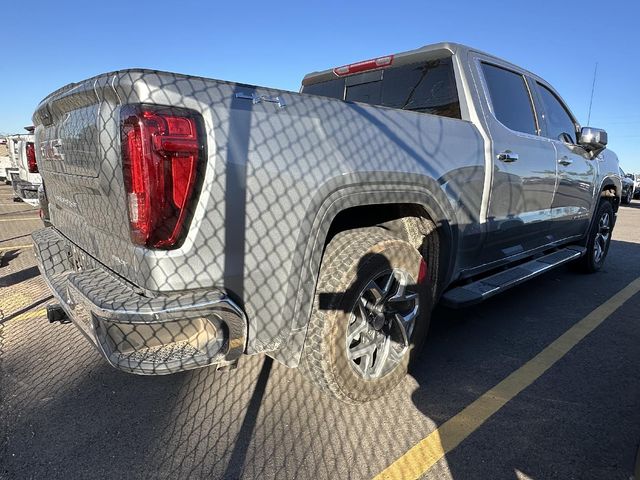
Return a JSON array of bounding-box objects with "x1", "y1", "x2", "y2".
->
[{"x1": 441, "y1": 246, "x2": 586, "y2": 308}]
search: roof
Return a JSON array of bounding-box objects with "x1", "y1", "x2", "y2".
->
[{"x1": 301, "y1": 42, "x2": 539, "y2": 86}]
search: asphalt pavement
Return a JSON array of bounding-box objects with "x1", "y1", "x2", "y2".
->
[{"x1": 1, "y1": 183, "x2": 639, "y2": 480}]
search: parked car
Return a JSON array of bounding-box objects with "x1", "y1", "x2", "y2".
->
[
  {"x1": 621, "y1": 168, "x2": 635, "y2": 204},
  {"x1": 4, "y1": 134, "x2": 23, "y2": 185},
  {"x1": 32, "y1": 42, "x2": 620, "y2": 403},
  {"x1": 632, "y1": 173, "x2": 640, "y2": 199},
  {"x1": 0, "y1": 138, "x2": 11, "y2": 182},
  {"x1": 11, "y1": 127, "x2": 41, "y2": 205}
]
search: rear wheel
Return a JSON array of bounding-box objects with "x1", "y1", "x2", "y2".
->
[
  {"x1": 300, "y1": 227, "x2": 433, "y2": 403},
  {"x1": 576, "y1": 200, "x2": 614, "y2": 273},
  {"x1": 623, "y1": 189, "x2": 632, "y2": 205}
]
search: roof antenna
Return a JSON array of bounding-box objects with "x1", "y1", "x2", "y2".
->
[{"x1": 586, "y1": 62, "x2": 598, "y2": 125}]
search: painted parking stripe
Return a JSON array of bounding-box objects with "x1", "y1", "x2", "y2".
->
[
  {"x1": 374, "y1": 276, "x2": 640, "y2": 480},
  {"x1": 9, "y1": 308, "x2": 47, "y2": 322},
  {"x1": 0, "y1": 244, "x2": 33, "y2": 252},
  {"x1": 0, "y1": 217, "x2": 40, "y2": 222}
]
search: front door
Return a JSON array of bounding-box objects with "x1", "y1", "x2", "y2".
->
[{"x1": 532, "y1": 80, "x2": 597, "y2": 240}]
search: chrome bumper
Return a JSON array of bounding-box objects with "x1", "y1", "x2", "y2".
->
[{"x1": 32, "y1": 227, "x2": 247, "y2": 375}]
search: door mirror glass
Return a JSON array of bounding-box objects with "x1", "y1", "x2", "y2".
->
[{"x1": 578, "y1": 127, "x2": 607, "y2": 156}]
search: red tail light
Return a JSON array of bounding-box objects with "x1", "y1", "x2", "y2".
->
[
  {"x1": 121, "y1": 105, "x2": 204, "y2": 249},
  {"x1": 333, "y1": 55, "x2": 394, "y2": 77},
  {"x1": 26, "y1": 142, "x2": 38, "y2": 173}
]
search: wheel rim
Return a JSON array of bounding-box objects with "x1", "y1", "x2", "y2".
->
[
  {"x1": 593, "y1": 211, "x2": 611, "y2": 264},
  {"x1": 346, "y1": 269, "x2": 419, "y2": 380}
]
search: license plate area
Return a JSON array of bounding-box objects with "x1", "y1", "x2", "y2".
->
[{"x1": 65, "y1": 243, "x2": 97, "y2": 273}]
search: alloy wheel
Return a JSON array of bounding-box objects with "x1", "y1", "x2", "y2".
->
[
  {"x1": 593, "y1": 211, "x2": 611, "y2": 264},
  {"x1": 346, "y1": 269, "x2": 419, "y2": 380}
]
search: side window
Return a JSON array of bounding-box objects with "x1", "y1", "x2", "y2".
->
[
  {"x1": 481, "y1": 63, "x2": 537, "y2": 135},
  {"x1": 536, "y1": 83, "x2": 577, "y2": 143}
]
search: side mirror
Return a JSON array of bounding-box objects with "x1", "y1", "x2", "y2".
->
[{"x1": 578, "y1": 127, "x2": 608, "y2": 157}]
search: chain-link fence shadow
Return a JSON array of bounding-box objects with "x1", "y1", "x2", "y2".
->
[{"x1": 1, "y1": 56, "x2": 487, "y2": 479}]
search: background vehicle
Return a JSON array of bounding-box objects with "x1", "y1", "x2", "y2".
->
[
  {"x1": 4, "y1": 134, "x2": 23, "y2": 185},
  {"x1": 0, "y1": 138, "x2": 11, "y2": 181},
  {"x1": 32, "y1": 42, "x2": 620, "y2": 403},
  {"x1": 621, "y1": 169, "x2": 634, "y2": 204},
  {"x1": 633, "y1": 173, "x2": 640, "y2": 199},
  {"x1": 11, "y1": 127, "x2": 41, "y2": 205}
]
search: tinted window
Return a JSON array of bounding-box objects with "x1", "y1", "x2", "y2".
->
[
  {"x1": 303, "y1": 57, "x2": 461, "y2": 119},
  {"x1": 380, "y1": 59, "x2": 460, "y2": 118},
  {"x1": 536, "y1": 83, "x2": 577, "y2": 143},
  {"x1": 303, "y1": 78, "x2": 344, "y2": 99},
  {"x1": 481, "y1": 63, "x2": 537, "y2": 135}
]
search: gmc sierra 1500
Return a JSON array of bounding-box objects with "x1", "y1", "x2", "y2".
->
[{"x1": 32, "y1": 42, "x2": 620, "y2": 402}]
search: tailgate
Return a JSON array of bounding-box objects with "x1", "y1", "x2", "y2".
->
[{"x1": 33, "y1": 74, "x2": 132, "y2": 273}]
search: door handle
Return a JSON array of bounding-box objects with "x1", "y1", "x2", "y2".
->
[
  {"x1": 497, "y1": 150, "x2": 519, "y2": 162},
  {"x1": 557, "y1": 156, "x2": 573, "y2": 166}
]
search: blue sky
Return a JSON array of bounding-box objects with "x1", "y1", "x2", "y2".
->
[{"x1": 2, "y1": 0, "x2": 639, "y2": 171}]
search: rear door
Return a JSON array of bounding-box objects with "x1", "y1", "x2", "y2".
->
[
  {"x1": 531, "y1": 80, "x2": 596, "y2": 239},
  {"x1": 472, "y1": 57, "x2": 558, "y2": 264}
]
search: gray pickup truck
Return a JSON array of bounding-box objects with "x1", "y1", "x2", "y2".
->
[{"x1": 32, "y1": 42, "x2": 620, "y2": 403}]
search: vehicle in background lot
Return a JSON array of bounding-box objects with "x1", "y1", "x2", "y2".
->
[
  {"x1": 621, "y1": 169, "x2": 635, "y2": 204},
  {"x1": 11, "y1": 126, "x2": 41, "y2": 205},
  {"x1": 37, "y1": 183, "x2": 51, "y2": 227},
  {"x1": 0, "y1": 138, "x2": 11, "y2": 182},
  {"x1": 32, "y1": 42, "x2": 620, "y2": 403},
  {"x1": 632, "y1": 173, "x2": 640, "y2": 199},
  {"x1": 4, "y1": 134, "x2": 23, "y2": 185}
]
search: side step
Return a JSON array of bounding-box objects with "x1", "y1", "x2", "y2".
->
[{"x1": 441, "y1": 246, "x2": 586, "y2": 308}]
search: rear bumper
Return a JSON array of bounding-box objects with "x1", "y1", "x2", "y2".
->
[
  {"x1": 2, "y1": 168, "x2": 18, "y2": 181},
  {"x1": 12, "y1": 177, "x2": 40, "y2": 202},
  {"x1": 32, "y1": 227, "x2": 247, "y2": 375}
]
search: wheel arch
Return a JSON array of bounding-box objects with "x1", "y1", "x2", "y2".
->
[{"x1": 268, "y1": 173, "x2": 458, "y2": 367}]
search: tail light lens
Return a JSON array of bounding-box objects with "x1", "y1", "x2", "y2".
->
[
  {"x1": 26, "y1": 142, "x2": 38, "y2": 173},
  {"x1": 121, "y1": 105, "x2": 204, "y2": 249}
]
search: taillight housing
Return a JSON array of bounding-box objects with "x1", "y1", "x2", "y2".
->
[
  {"x1": 26, "y1": 142, "x2": 38, "y2": 173},
  {"x1": 120, "y1": 105, "x2": 205, "y2": 249}
]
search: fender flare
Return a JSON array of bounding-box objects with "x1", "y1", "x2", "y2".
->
[{"x1": 267, "y1": 172, "x2": 459, "y2": 366}]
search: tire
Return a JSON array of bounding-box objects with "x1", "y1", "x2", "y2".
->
[
  {"x1": 623, "y1": 190, "x2": 632, "y2": 205},
  {"x1": 300, "y1": 227, "x2": 433, "y2": 403},
  {"x1": 576, "y1": 200, "x2": 614, "y2": 273},
  {"x1": 381, "y1": 216, "x2": 440, "y2": 301}
]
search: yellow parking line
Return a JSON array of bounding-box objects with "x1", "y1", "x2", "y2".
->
[
  {"x1": 374, "y1": 276, "x2": 640, "y2": 480},
  {"x1": 0, "y1": 217, "x2": 40, "y2": 222},
  {"x1": 0, "y1": 244, "x2": 33, "y2": 252},
  {"x1": 9, "y1": 308, "x2": 47, "y2": 322}
]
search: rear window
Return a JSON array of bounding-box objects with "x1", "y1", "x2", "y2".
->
[{"x1": 303, "y1": 57, "x2": 461, "y2": 119}]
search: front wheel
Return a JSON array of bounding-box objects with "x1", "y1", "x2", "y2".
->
[
  {"x1": 576, "y1": 200, "x2": 614, "y2": 273},
  {"x1": 300, "y1": 227, "x2": 433, "y2": 403}
]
